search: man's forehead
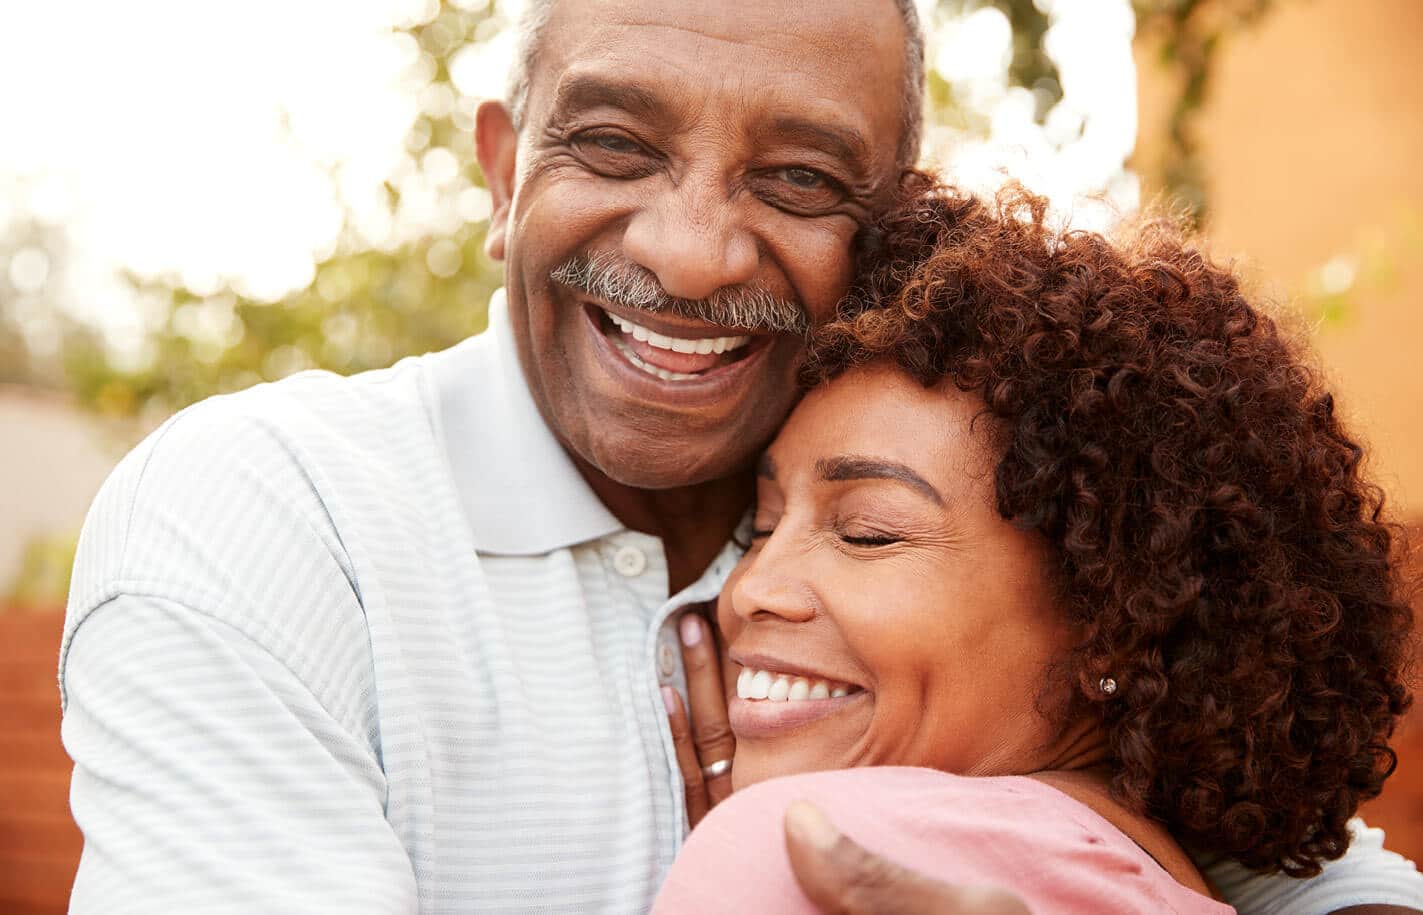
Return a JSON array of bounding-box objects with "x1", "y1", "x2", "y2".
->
[{"x1": 535, "y1": 0, "x2": 907, "y2": 152}]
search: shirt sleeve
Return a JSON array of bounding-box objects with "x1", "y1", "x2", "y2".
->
[
  {"x1": 1203, "y1": 820, "x2": 1423, "y2": 915},
  {"x1": 62, "y1": 595, "x2": 418, "y2": 914},
  {"x1": 58, "y1": 395, "x2": 418, "y2": 913}
]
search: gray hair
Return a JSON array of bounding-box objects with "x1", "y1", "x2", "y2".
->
[
  {"x1": 550, "y1": 251, "x2": 808, "y2": 334},
  {"x1": 505, "y1": 0, "x2": 926, "y2": 167}
]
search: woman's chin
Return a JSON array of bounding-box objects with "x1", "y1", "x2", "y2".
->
[{"x1": 728, "y1": 749, "x2": 824, "y2": 792}]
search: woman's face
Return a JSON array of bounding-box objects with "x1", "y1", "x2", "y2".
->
[{"x1": 720, "y1": 363, "x2": 1084, "y2": 789}]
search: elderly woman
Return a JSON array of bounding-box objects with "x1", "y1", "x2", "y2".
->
[{"x1": 653, "y1": 179, "x2": 1418, "y2": 913}]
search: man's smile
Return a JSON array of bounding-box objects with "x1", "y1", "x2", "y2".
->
[{"x1": 579, "y1": 297, "x2": 779, "y2": 389}]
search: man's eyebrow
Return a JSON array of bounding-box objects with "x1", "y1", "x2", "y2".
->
[
  {"x1": 551, "y1": 74, "x2": 665, "y2": 122},
  {"x1": 765, "y1": 116, "x2": 871, "y2": 172},
  {"x1": 756, "y1": 454, "x2": 776, "y2": 480},
  {"x1": 816, "y1": 455, "x2": 943, "y2": 506}
]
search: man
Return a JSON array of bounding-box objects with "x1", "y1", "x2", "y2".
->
[{"x1": 60, "y1": 0, "x2": 1421, "y2": 912}]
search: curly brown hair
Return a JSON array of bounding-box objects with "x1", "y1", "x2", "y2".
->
[{"x1": 807, "y1": 175, "x2": 1415, "y2": 876}]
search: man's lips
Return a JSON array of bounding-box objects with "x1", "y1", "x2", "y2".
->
[{"x1": 581, "y1": 299, "x2": 774, "y2": 381}]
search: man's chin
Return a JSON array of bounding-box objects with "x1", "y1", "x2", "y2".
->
[{"x1": 579, "y1": 434, "x2": 756, "y2": 491}]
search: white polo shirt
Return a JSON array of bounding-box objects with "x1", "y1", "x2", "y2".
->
[
  {"x1": 60, "y1": 291, "x2": 1422, "y2": 913},
  {"x1": 61, "y1": 290, "x2": 737, "y2": 913}
]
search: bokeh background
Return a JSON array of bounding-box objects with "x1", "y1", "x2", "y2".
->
[{"x1": 2, "y1": 1, "x2": 1420, "y2": 911}]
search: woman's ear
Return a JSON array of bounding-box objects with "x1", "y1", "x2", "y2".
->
[{"x1": 475, "y1": 100, "x2": 518, "y2": 262}]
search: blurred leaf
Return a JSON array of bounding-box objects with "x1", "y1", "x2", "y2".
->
[{"x1": 4, "y1": 531, "x2": 77, "y2": 613}]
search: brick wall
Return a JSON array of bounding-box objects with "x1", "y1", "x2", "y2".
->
[{"x1": 0, "y1": 611, "x2": 80, "y2": 915}]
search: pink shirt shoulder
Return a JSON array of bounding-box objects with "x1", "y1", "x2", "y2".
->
[{"x1": 654, "y1": 766, "x2": 1233, "y2": 915}]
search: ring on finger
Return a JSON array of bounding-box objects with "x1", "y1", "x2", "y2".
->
[{"x1": 700, "y1": 759, "x2": 732, "y2": 779}]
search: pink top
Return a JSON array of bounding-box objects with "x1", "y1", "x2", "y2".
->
[{"x1": 653, "y1": 767, "x2": 1234, "y2": 915}]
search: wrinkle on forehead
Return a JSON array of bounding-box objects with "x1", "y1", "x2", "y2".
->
[{"x1": 536, "y1": 0, "x2": 907, "y2": 112}]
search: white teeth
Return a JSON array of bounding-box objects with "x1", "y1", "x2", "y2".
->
[
  {"x1": 605, "y1": 308, "x2": 751, "y2": 355},
  {"x1": 749, "y1": 670, "x2": 773, "y2": 700},
  {"x1": 610, "y1": 337, "x2": 701, "y2": 381},
  {"x1": 736, "y1": 667, "x2": 856, "y2": 703}
]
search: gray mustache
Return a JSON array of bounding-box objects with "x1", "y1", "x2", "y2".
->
[{"x1": 550, "y1": 252, "x2": 808, "y2": 335}]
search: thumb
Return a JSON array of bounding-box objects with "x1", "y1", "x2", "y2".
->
[{"x1": 783, "y1": 801, "x2": 1031, "y2": 915}]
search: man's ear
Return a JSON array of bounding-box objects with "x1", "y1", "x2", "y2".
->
[{"x1": 476, "y1": 100, "x2": 519, "y2": 262}]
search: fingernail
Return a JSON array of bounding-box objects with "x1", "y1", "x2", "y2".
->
[
  {"x1": 785, "y1": 800, "x2": 839, "y2": 852},
  {"x1": 679, "y1": 613, "x2": 703, "y2": 647},
  {"x1": 661, "y1": 686, "x2": 678, "y2": 714}
]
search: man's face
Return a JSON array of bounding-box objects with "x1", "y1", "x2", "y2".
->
[{"x1": 479, "y1": 0, "x2": 909, "y2": 489}]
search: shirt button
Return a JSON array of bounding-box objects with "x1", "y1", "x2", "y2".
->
[
  {"x1": 613, "y1": 545, "x2": 647, "y2": 577},
  {"x1": 658, "y1": 641, "x2": 678, "y2": 678}
]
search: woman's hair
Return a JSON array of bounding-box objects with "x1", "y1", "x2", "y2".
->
[{"x1": 807, "y1": 174, "x2": 1415, "y2": 876}]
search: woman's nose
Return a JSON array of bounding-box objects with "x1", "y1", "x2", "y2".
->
[
  {"x1": 621, "y1": 174, "x2": 759, "y2": 303},
  {"x1": 728, "y1": 535, "x2": 817, "y2": 626}
]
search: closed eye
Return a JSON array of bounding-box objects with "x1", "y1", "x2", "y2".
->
[{"x1": 841, "y1": 534, "x2": 901, "y2": 547}]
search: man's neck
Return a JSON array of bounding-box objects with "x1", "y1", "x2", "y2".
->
[{"x1": 571, "y1": 456, "x2": 752, "y2": 594}]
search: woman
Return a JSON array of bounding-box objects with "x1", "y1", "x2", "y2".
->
[{"x1": 653, "y1": 179, "x2": 1416, "y2": 913}]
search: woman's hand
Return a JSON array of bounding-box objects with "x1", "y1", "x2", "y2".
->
[{"x1": 663, "y1": 609, "x2": 736, "y2": 828}]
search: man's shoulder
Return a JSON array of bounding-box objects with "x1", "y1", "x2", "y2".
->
[{"x1": 65, "y1": 344, "x2": 485, "y2": 619}]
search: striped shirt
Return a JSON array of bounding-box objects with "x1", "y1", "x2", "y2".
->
[{"x1": 60, "y1": 291, "x2": 1423, "y2": 913}]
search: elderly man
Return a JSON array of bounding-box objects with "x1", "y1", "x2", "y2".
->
[{"x1": 60, "y1": 0, "x2": 1421, "y2": 912}]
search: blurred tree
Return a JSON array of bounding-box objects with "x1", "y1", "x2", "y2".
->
[
  {"x1": 6, "y1": 0, "x2": 1277, "y2": 426},
  {"x1": 0, "y1": 0, "x2": 1290, "y2": 606},
  {"x1": 1133, "y1": 0, "x2": 1277, "y2": 223}
]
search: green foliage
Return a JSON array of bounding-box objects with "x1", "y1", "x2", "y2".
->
[
  {"x1": 65, "y1": 231, "x2": 500, "y2": 420},
  {"x1": 19, "y1": 0, "x2": 1273, "y2": 424},
  {"x1": 4, "y1": 532, "x2": 77, "y2": 613},
  {"x1": 1133, "y1": 0, "x2": 1278, "y2": 225}
]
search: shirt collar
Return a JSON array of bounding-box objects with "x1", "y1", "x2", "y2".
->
[{"x1": 432, "y1": 288, "x2": 624, "y2": 555}]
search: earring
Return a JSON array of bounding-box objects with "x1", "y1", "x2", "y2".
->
[{"x1": 1099, "y1": 677, "x2": 1118, "y2": 696}]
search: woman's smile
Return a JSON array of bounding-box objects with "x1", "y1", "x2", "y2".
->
[{"x1": 727, "y1": 654, "x2": 869, "y2": 739}]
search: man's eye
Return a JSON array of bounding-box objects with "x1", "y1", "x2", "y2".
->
[
  {"x1": 780, "y1": 167, "x2": 827, "y2": 189},
  {"x1": 588, "y1": 133, "x2": 641, "y2": 154},
  {"x1": 757, "y1": 166, "x2": 845, "y2": 215},
  {"x1": 569, "y1": 130, "x2": 658, "y2": 178}
]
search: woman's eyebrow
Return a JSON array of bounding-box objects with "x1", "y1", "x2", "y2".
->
[{"x1": 816, "y1": 455, "x2": 944, "y2": 506}]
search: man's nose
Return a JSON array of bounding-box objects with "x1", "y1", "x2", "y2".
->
[{"x1": 622, "y1": 174, "x2": 759, "y2": 302}]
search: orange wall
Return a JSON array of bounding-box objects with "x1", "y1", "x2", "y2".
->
[{"x1": 1136, "y1": 0, "x2": 1423, "y2": 514}]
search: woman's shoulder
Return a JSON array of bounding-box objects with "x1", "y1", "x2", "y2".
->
[{"x1": 656, "y1": 767, "x2": 1232, "y2": 915}]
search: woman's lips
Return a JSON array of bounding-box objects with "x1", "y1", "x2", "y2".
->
[{"x1": 728, "y1": 691, "x2": 869, "y2": 739}]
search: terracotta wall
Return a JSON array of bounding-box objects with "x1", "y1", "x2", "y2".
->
[
  {"x1": 1135, "y1": 0, "x2": 1423, "y2": 514},
  {"x1": 0, "y1": 611, "x2": 79, "y2": 915}
]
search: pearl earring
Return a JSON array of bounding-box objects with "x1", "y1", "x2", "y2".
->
[{"x1": 1099, "y1": 677, "x2": 1118, "y2": 696}]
